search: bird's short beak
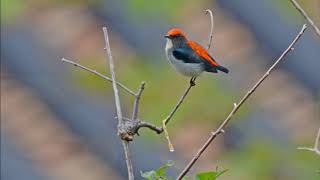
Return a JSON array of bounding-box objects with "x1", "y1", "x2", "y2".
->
[{"x1": 164, "y1": 35, "x2": 170, "y2": 39}]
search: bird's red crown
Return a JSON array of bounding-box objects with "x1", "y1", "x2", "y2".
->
[{"x1": 166, "y1": 28, "x2": 187, "y2": 38}]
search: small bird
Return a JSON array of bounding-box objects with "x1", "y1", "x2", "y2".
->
[{"x1": 165, "y1": 28, "x2": 229, "y2": 85}]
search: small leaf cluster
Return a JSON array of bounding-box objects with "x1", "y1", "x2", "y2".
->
[{"x1": 141, "y1": 161, "x2": 227, "y2": 180}]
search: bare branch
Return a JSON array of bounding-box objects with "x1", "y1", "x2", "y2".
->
[
  {"x1": 61, "y1": 58, "x2": 136, "y2": 96},
  {"x1": 161, "y1": 78, "x2": 196, "y2": 152},
  {"x1": 163, "y1": 80, "x2": 195, "y2": 126},
  {"x1": 136, "y1": 121, "x2": 163, "y2": 134},
  {"x1": 102, "y1": 27, "x2": 134, "y2": 180},
  {"x1": 115, "y1": 116, "x2": 163, "y2": 134},
  {"x1": 205, "y1": 9, "x2": 214, "y2": 50},
  {"x1": 290, "y1": 0, "x2": 320, "y2": 37},
  {"x1": 122, "y1": 141, "x2": 134, "y2": 180},
  {"x1": 298, "y1": 127, "x2": 320, "y2": 155},
  {"x1": 103, "y1": 27, "x2": 123, "y2": 129},
  {"x1": 132, "y1": 82, "x2": 145, "y2": 120},
  {"x1": 176, "y1": 24, "x2": 307, "y2": 180}
]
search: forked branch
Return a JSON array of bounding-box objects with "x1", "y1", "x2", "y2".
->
[
  {"x1": 298, "y1": 127, "x2": 320, "y2": 155},
  {"x1": 176, "y1": 24, "x2": 307, "y2": 180}
]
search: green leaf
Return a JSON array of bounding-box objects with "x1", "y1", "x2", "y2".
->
[
  {"x1": 140, "y1": 161, "x2": 174, "y2": 180},
  {"x1": 196, "y1": 172, "x2": 217, "y2": 180},
  {"x1": 140, "y1": 170, "x2": 157, "y2": 180},
  {"x1": 196, "y1": 169, "x2": 228, "y2": 180},
  {"x1": 156, "y1": 160, "x2": 174, "y2": 177}
]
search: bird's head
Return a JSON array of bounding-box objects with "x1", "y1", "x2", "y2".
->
[{"x1": 165, "y1": 28, "x2": 188, "y2": 47}]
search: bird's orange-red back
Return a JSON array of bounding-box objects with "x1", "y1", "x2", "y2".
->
[
  {"x1": 167, "y1": 28, "x2": 187, "y2": 37},
  {"x1": 188, "y1": 41, "x2": 219, "y2": 67}
]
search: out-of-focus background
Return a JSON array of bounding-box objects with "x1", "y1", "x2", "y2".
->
[{"x1": 1, "y1": 0, "x2": 320, "y2": 179}]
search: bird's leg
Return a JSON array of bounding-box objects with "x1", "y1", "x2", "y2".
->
[{"x1": 190, "y1": 77, "x2": 197, "y2": 86}]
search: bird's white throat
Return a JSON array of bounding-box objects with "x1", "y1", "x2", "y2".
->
[
  {"x1": 165, "y1": 39, "x2": 173, "y2": 51},
  {"x1": 165, "y1": 39, "x2": 204, "y2": 77}
]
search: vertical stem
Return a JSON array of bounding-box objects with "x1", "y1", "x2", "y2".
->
[
  {"x1": 122, "y1": 141, "x2": 134, "y2": 180},
  {"x1": 102, "y1": 27, "x2": 134, "y2": 180}
]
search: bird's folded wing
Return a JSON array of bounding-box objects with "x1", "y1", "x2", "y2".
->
[
  {"x1": 187, "y1": 41, "x2": 219, "y2": 67},
  {"x1": 172, "y1": 48, "x2": 203, "y2": 64}
]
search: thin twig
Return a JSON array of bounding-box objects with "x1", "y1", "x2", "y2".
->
[
  {"x1": 290, "y1": 0, "x2": 320, "y2": 37},
  {"x1": 103, "y1": 27, "x2": 123, "y2": 129},
  {"x1": 102, "y1": 27, "x2": 134, "y2": 180},
  {"x1": 132, "y1": 82, "x2": 145, "y2": 120},
  {"x1": 137, "y1": 121, "x2": 163, "y2": 134},
  {"x1": 61, "y1": 58, "x2": 136, "y2": 96},
  {"x1": 122, "y1": 141, "x2": 135, "y2": 180},
  {"x1": 298, "y1": 127, "x2": 320, "y2": 155},
  {"x1": 315, "y1": 128, "x2": 320, "y2": 149},
  {"x1": 163, "y1": 82, "x2": 194, "y2": 125},
  {"x1": 176, "y1": 24, "x2": 307, "y2": 180},
  {"x1": 205, "y1": 9, "x2": 214, "y2": 50},
  {"x1": 162, "y1": 80, "x2": 195, "y2": 152}
]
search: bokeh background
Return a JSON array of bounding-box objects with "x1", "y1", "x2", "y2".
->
[{"x1": 1, "y1": 0, "x2": 320, "y2": 179}]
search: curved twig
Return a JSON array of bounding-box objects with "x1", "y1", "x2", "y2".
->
[
  {"x1": 205, "y1": 9, "x2": 214, "y2": 50},
  {"x1": 298, "y1": 127, "x2": 320, "y2": 155}
]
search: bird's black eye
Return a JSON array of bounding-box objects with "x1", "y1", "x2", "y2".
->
[
  {"x1": 165, "y1": 35, "x2": 176, "y2": 40},
  {"x1": 174, "y1": 34, "x2": 184, "y2": 39}
]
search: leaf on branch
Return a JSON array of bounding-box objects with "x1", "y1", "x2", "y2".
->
[
  {"x1": 195, "y1": 169, "x2": 228, "y2": 180},
  {"x1": 140, "y1": 160, "x2": 174, "y2": 180}
]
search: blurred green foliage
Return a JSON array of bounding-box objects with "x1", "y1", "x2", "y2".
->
[
  {"x1": 223, "y1": 140, "x2": 320, "y2": 180},
  {"x1": 1, "y1": 0, "x2": 95, "y2": 22},
  {"x1": 1, "y1": 0, "x2": 26, "y2": 22},
  {"x1": 125, "y1": 0, "x2": 202, "y2": 21}
]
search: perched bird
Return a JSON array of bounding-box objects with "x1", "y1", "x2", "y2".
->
[{"x1": 165, "y1": 28, "x2": 229, "y2": 85}]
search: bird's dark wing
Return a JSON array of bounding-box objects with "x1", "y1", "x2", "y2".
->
[{"x1": 172, "y1": 48, "x2": 203, "y2": 64}]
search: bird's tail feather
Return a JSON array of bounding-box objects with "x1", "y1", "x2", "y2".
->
[{"x1": 216, "y1": 65, "x2": 229, "y2": 74}]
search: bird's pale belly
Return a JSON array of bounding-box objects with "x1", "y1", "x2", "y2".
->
[
  {"x1": 165, "y1": 49, "x2": 204, "y2": 77},
  {"x1": 168, "y1": 55, "x2": 203, "y2": 77}
]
